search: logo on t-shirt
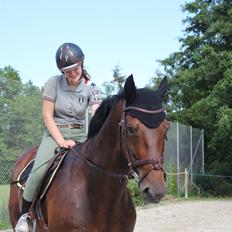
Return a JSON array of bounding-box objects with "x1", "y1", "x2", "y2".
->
[{"x1": 79, "y1": 97, "x2": 85, "y2": 104}]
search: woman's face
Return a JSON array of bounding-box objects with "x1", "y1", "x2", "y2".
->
[{"x1": 63, "y1": 62, "x2": 82, "y2": 86}]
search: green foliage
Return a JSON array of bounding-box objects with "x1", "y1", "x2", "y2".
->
[
  {"x1": 166, "y1": 164, "x2": 179, "y2": 196},
  {"x1": 127, "y1": 180, "x2": 145, "y2": 206},
  {"x1": 166, "y1": 174, "x2": 178, "y2": 196},
  {"x1": 195, "y1": 175, "x2": 232, "y2": 197},
  {"x1": 0, "y1": 67, "x2": 43, "y2": 183},
  {"x1": 0, "y1": 66, "x2": 22, "y2": 99},
  {"x1": 101, "y1": 65, "x2": 126, "y2": 98},
  {"x1": 112, "y1": 65, "x2": 126, "y2": 90},
  {"x1": 101, "y1": 81, "x2": 116, "y2": 98},
  {"x1": 153, "y1": 0, "x2": 232, "y2": 189}
]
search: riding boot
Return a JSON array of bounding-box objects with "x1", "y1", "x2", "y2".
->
[
  {"x1": 21, "y1": 198, "x2": 32, "y2": 215},
  {"x1": 15, "y1": 198, "x2": 32, "y2": 232}
]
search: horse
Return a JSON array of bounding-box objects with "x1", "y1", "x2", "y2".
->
[{"x1": 8, "y1": 75, "x2": 170, "y2": 232}]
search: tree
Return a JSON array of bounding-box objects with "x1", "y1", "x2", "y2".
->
[
  {"x1": 4, "y1": 81, "x2": 43, "y2": 154},
  {"x1": 0, "y1": 66, "x2": 23, "y2": 155},
  {"x1": 101, "y1": 81, "x2": 116, "y2": 98},
  {"x1": 0, "y1": 67, "x2": 43, "y2": 183},
  {"x1": 0, "y1": 65, "x2": 22, "y2": 98},
  {"x1": 0, "y1": 67, "x2": 43, "y2": 157},
  {"x1": 156, "y1": 0, "x2": 232, "y2": 177},
  {"x1": 112, "y1": 65, "x2": 126, "y2": 91},
  {"x1": 101, "y1": 65, "x2": 126, "y2": 98}
]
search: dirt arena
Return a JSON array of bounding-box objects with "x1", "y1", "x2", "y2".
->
[
  {"x1": 135, "y1": 199, "x2": 232, "y2": 232},
  {"x1": 3, "y1": 199, "x2": 232, "y2": 232}
]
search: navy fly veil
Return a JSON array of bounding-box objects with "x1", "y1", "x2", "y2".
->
[{"x1": 125, "y1": 88, "x2": 165, "y2": 128}]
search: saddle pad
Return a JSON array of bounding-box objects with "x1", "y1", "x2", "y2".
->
[
  {"x1": 17, "y1": 159, "x2": 35, "y2": 189},
  {"x1": 16, "y1": 149, "x2": 68, "y2": 200}
]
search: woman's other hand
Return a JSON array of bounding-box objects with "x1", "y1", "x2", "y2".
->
[{"x1": 59, "y1": 139, "x2": 76, "y2": 148}]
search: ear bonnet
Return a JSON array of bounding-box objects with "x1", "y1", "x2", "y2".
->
[{"x1": 126, "y1": 88, "x2": 165, "y2": 128}]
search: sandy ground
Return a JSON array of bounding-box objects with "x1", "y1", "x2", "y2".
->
[
  {"x1": 3, "y1": 199, "x2": 232, "y2": 232},
  {"x1": 134, "y1": 199, "x2": 232, "y2": 232}
]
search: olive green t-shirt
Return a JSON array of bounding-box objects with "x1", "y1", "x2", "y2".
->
[{"x1": 43, "y1": 75, "x2": 101, "y2": 125}]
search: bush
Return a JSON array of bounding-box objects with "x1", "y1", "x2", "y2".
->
[
  {"x1": 127, "y1": 179, "x2": 145, "y2": 206},
  {"x1": 166, "y1": 174, "x2": 178, "y2": 196},
  {"x1": 195, "y1": 175, "x2": 232, "y2": 197}
]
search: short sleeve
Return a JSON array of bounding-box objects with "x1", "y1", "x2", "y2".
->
[
  {"x1": 89, "y1": 84, "x2": 102, "y2": 106},
  {"x1": 43, "y1": 76, "x2": 59, "y2": 102}
]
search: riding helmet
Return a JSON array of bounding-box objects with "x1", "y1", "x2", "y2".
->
[{"x1": 56, "y1": 43, "x2": 85, "y2": 71}]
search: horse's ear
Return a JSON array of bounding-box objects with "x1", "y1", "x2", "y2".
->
[
  {"x1": 158, "y1": 76, "x2": 168, "y2": 98},
  {"x1": 124, "y1": 74, "x2": 136, "y2": 104}
]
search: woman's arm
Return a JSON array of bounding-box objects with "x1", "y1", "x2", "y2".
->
[{"x1": 90, "y1": 103, "x2": 100, "y2": 116}]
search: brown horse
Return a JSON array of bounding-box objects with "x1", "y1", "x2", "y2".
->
[{"x1": 9, "y1": 75, "x2": 170, "y2": 232}]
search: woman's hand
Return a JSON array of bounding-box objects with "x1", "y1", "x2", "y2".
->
[{"x1": 58, "y1": 139, "x2": 76, "y2": 148}]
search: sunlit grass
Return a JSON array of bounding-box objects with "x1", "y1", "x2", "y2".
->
[{"x1": 0, "y1": 185, "x2": 11, "y2": 230}]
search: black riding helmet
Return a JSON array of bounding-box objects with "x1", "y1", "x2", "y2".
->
[{"x1": 56, "y1": 43, "x2": 85, "y2": 72}]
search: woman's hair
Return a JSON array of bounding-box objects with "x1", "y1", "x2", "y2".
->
[{"x1": 82, "y1": 66, "x2": 91, "y2": 81}]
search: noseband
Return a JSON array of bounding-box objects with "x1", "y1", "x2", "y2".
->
[{"x1": 119, "y1": 106, "x2": 166, "y2": 185}]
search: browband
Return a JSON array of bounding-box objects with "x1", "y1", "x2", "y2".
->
[{"x1": 125, "y1": 106, "x2": 164, "y2": 114}]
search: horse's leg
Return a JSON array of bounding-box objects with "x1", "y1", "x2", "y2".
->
[
  {"x1": 110, "y1": 190, "x2": 136, "y2": 232},
  {"x1": 8, "y1": 185, "x2": 22, "y2": 228}
]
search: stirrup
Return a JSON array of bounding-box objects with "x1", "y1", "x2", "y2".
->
[{"x1": 15, "y1": 213, "x2": 30, "y2": 232}]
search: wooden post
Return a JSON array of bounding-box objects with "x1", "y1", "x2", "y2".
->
[{"x1": 184, "y1": 168, "x2": 188, "y2": 198}]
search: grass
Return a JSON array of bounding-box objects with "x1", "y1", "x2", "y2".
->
[{"x1": 0, "y1": 185, "x2": 11, "y2": 230}]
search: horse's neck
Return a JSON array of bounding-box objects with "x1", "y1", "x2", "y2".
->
[{"x1": 89, "y1": 100, "x2": 128, "y2": 174}]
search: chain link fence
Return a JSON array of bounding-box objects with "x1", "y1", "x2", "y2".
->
[{"x1": 164, "y1": 122, "x2": 204, "y2": 195}]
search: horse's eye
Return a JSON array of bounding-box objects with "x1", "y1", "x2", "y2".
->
[{"x1": 126, "y1": 126, "x2": 138, "y2": 136}]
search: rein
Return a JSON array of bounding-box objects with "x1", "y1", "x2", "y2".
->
[{"x1": 70, "y1": 147, "x2": 128, "y2": 181}]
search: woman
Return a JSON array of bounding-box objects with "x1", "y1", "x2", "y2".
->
[{"x1": 15, "y1": 42, "x2": 101, "y2": 232}]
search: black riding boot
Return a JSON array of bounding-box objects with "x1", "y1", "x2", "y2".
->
[
  {"x1": 15, "y1": 198, "x2": 32, "y2": 232},
  {"x1": 21, "y1": 198, "x2": 32, "y2": 215}
]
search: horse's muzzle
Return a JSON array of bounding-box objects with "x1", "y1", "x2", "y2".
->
[{"x1": 141, "y1": 184, "x2": 166, "y2": 203}]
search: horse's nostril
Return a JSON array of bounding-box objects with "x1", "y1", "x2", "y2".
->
[
  {"x1": 141, "y1": 186, "x2": 164, "y2": 203},
  {"x1": 143, "y1": 187, "x2": 150, "y2": 194}
]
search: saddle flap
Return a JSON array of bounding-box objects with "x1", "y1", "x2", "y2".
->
[{"x1": 16, "y1": 159, "x2": 35, "y2": 189}]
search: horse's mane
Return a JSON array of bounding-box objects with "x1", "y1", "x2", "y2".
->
[{"x1": 87, "y1": 93, "x2": 123, "y2": 139}]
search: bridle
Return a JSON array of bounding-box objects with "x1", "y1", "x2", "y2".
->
[{"x1": 119, "y1": 105, "x2": 166, "y2": 186}]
